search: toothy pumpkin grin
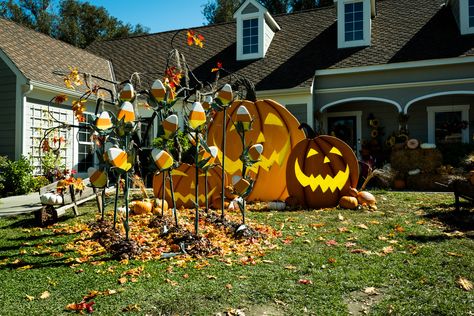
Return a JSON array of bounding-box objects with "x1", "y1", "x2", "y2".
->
[{"x1": 294, "y1": 160, "x2": 350, "y2": 192}]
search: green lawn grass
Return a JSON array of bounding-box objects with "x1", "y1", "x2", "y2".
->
[{"x1": 0, "y1": 191, "x2": 473, "y2": 315}]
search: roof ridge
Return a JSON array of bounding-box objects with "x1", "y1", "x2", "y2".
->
[{"x1": 0, "y1": 16, "x2": 111, "y2": 63}]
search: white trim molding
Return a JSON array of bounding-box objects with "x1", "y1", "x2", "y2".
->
[
  {"x1": 315, "y1": 56, "x2": 474, "y2": 76},
  {"x1": 459, "y1": 0, "x2": 474, "y2": 35},
  {"x1": 325, "y1": 110, "x2": 363, "y2": 157},
  {"x1": 404, "y1": 90, "x2": 474, "y2": 113},
  {"x1": 427, "y1": 104, "x2": 470, "y2": 143},
  {"x1": 320, "y1": 97, "x2": 402, "y2": 113}
]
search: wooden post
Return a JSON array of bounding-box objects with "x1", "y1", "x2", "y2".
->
[{"x1": 69, "y1": 185, "x2": 80, "y2": 216}]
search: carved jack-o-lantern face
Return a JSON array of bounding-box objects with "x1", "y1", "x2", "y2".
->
[
  {"x1": 208, "y1": 99, "x2": 305, "y2": 202},
  {"x1": 286, "y1": 135, "x2": 359, "y2": 209},
  {"x1": 152, "y1": 163, "x2": 228, "y2": 209}
]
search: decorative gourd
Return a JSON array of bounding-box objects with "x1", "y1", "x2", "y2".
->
[
  {"x1": 153, "y1": 163, "x2": 228, "y2": 208},
  {"x1": 130, "y1": 200, "x2": 153, "y2": 214},
  {"x1": 286, "y1": 124, "x2": 359, "y2": 209},
  {"x1": 357, "y1": 191, "x2": 376, "y2": 207},
  {"x1": 207, "y1": 99, "x2": 305, "y2": 201},
  {"x1": 407, "y1": 139, "x2": 419, "y2": 149},
  {"x1": 339, "y1": 196, "x2": 358, "y2": 209},
  {"x1": 348, "y1": 187, "x2": 359, "y2": 197},
  {"x1": 152, "y1": 199, "x2": 169, "y2": 215},
  {"x1": 40, "y1": 192, "x2": 63, "y2": 205}
]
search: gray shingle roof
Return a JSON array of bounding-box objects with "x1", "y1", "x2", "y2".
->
[
  {"x1": 0, "y1": 17, "x2": 113, "y2": 91},
  {"x1": 87, "y1": 0, "x2": 473, "y2": 92}
]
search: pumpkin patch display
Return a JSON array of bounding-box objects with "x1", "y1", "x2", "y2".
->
[
  {"x1": 286, "y1": 126, "x2": 359, "y2": 209},
  {"x1": 153, "y1": 163, "x2": 228, "y2": 209},
  {"x1": 207, "y1": 99, "x2": 305, "y2": 201}
]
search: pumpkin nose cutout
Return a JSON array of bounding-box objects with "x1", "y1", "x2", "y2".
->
[{"x1": 323, "y1": 156, "x2": 330, "y2": 163}]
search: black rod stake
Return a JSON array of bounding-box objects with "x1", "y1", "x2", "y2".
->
[
  {"x1": 221, "y1": 107, "x2": 227, "y2": 219},
  {"x1": 194, "y1": 134, "x2": 200, "y2": 236},
  {"x1": 169, "y1": 170, "x2": 178, "y2": 227},
  {"x1": 113, "y1": 174, "x2": 121, "y2": 229},
  {"x1": 204, "y1": 170, "x2": 209, "y2": 213},
  {"x1": 161, "y1": 172, "x2": 166, "y2": 217}
]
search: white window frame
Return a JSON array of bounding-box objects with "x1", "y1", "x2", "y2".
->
[
  {"x1": 76, "y1": 113, "x2": 96, "y2": 176},
  {"x1": 325, "y1": 110, "x2": 362, "y2": 157},
  {"x1": 427, "y1": 105, "x2": 470, "y2": 144},
  {"x1": 337, "y1": 0, "x2": 371, "y2": 48},
  {"x1": 460, "y1": 0, "x2": 474, "y2": 34},
  {"x1": 236, "y1": 12, "x2": 263, "y2": 60}
]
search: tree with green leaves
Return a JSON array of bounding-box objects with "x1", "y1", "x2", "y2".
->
[
  {"x1": 0, "y1": 0, "x2": 149, "y2": 48},
  {"x1": 202, "y1": 0, "x2": 333, "y2": 24}
]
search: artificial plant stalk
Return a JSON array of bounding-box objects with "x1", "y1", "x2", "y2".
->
[
  {"x1": 113, "y1": 173, "x2": 121, "y2": 229},
  {"x1": 241, "y1": 130, "x2": 247, "y2": 225},
  {"x1": 124, "y1": 133, "x2": 130, "y2": 241},
  {"x1": 220, "y1": 106, "x2": 227, "y2": 219},
  {"x1": 169, "y1": 170, "x2": 178, "y2": 227},
  {"x1": 204, "y1": 171, "x2": 209, "y2": 213},
  {"x1": 101, "y1": 189, "x2": 106, "y2": 221},
  {"x1": 161, "y1": 172, "x2": 166, "y2": 217},
  {"x1": 194, "y1": 133, "x2": 200, "y2": 236}
]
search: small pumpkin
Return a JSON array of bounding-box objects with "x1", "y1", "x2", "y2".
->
[
  {"x1": 339, "y1": 196, "x2": 358, "y2": 209},
  {"x1": 357, "y1": 191, "x2": 376, "y2": 207},
  {"x1": 40, "y1": 192, "x2": 63, "y2": 205},
  {"x1": 207, "y1": 99, "x2": 305, "y2": 202},
  {"x1": 285, "y1": 124, "x2": 359, "y2": 209},
  {"x1": 130, "y1": 200, "x2": 153, "y2": 214},
  {"x1": 152, "y1": 199, "x2": 169, "y2": 215},
  {"x1": 153, "y1": 163, "x2": 228, "y2": 208}
]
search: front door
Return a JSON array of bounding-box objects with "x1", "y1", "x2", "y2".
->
[{"x1": 326, "y1": 111, "x2": 361, "y2": 156}]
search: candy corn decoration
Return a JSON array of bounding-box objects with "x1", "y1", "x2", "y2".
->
[
  {"x1": 188, "y1": 102, "x2": 206, "y2": 130},
  {"x1": 151, "y1": 79, "x2": 166, "y2": 102},
  {"x1": 117, "y1": 101, "x2": 135, "y2": 123},
  {"x1": 151, "y1": 149, "x2": 174, "y2": 171},
  {"x1": 162, "y1": 114, "x2": 179, "y2": 139},
  {"x1": 107, "y1": 147, "x2": 132, "y2": 172},
  {"x1": 119, "y1": 83, "x2": 135, "y2": 101},
  {"x1": 216, "y1": 83, "x2": 233, "y2": 105},
  {"x1": 248, "y1": 144, "x2": 263, "y2": 161},
  {"x1": 199, "y1": 146, "x2": 219, "y2": 169},
  {"x1": 202, "y1": 95, "x2": 213, "y2": 110},
  {"x1": 232, "y1": 175, "x2": 251, "y2": 196},
  {"x1": 96, "y1": 111, "x2": 113, "y2": 130},
  {"x1": 88, "y1": 167, "x2": 108, "y2": 188},
  {"x1": 235, "y1": 105, "x2": 252, "y2": 131}
]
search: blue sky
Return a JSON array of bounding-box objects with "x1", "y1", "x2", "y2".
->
[{"x1": 87, "y1": 0, "x2": 210, "y2": 33}]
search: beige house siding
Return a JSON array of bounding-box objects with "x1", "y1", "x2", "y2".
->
[{"x1": 0, "y1": 57, "x2": 17, "y2": 159}]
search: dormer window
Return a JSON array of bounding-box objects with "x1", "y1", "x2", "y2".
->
[
  {"x1": 344, "y1": 2, "x2": 364, "y2": 41},
  {"x1": 469, "y1": 0, "x2": 474, "y2": 27},
  {"x1": 243, "y1": 18, "x2": 259, "y2": 54},
  {"x1": 336, "y1": 0, "x2": 373, "y2": 49},
  {"x1": 234, "y1": 0, "x2": 280, "y2": 61},
  {"x1": 451, "y1": 0, "x2": 474, "y2": 34}
]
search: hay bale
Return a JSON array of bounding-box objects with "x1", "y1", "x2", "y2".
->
[{"x1": 391, "y1": 148, "x2": 442, "y2": 173}]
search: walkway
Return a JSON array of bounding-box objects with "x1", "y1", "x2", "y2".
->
[{"x1": 0, "y1": 192, "x2": 42, "y2": 217}]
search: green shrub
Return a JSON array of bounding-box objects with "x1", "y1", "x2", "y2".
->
[
  {"x1": 31, "y1": 175, "x2": 51, "y2": 192},
  {"x1": 41, "y1": 151, "x2": 66, "y2": 182},
  {"x1": 0, "y1": 156, "x2": 35, "y2": 197}
]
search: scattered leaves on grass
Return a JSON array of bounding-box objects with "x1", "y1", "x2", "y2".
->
[
  {"x1": 66, "y1": 301, "x2": 95, "y2": 313},
  {"x1": 183, "y1": 274, "x2": 189, "y2": 279},
  {"x1": 118, "y1": 277, "x2": 127, "y2": 285},
  {"x1": 447, "y1": 252, "x2": 464, "y2": 257},
  {"x1": 381, "y1": 246, "x2": 394, "y2": 255},
  {"x1": 207, "y1": 275, "x2": 217, "y2": 280},
  {"x1": 298, "y1": 279, "x2": 313, "y2": 285},
  {"x1": 16, "y1": 264, "x2": 33, "y2": 271},
  {"x1": 225, "y1": 283, "x2": 233, "y2": 290},
  {"x1": 394, "y1": 225, "x2": 405, "y2": 233},
  {"x1": 165, "y1": 278, "x2": 178, "y2": 286},
  {"x1": 327, "y1": 258, "x2": 336, "y2": 263},
  {"x1": 356, "y1": 224, "x2": 369, "y2": 230},
  {"x1": 363, "y1": 287, "x2": 380, "y2": 295},
  {"x1": 285, "y1": 265, "x2": 297, "y2": 270},
  {"x1": 310, "y1": 223, "x2": 325, "y2": 229},
  {"x1": 122, "y1": 304, "x2": 141, "y2": 312},
  {"x1": 25, "y1": 294, "x2": 35, "y2": 301},
  {"x1": 457, "y1": 277, "x2": 473, "y2": 291},
  {"x1": 325, "y1": 240, "x2": 338, "y2": 247},
  {"x1": 338, "y1": 214, "x2": 344, "y2": 221}
]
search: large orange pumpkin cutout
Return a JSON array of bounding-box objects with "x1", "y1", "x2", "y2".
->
[
  {"x1": 208, "y1": 99, "x2": 305, "y2": 201},
  {"x1": 286, "y1": 124, "x2": 359, "y2": 209},
  {"x1": 153, "y1": 163, "x2": 228, "y2": 209}
]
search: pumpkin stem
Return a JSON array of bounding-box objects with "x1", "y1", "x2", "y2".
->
[{"x1": 299, "y1": 123, "x2": 318, "y2": 139}]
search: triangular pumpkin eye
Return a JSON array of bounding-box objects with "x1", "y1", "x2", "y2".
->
[
  {"x1": 329, "y1": 147, "x2": 342, "y2": 156},
  {"x1": 264, "y1": 113, "x2": 283, "y2": 126},
  {"x1": 306, "y1": 148, "x2": 318, "y2": 158}
]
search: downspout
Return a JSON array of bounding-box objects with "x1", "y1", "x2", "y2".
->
[{"x1": 16, "y1": 82, "x2": 33, "y2": 160}]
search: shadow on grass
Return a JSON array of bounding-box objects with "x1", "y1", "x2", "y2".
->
[
  {"x1": 419, "y1": 203, "x2": 474, "y2": 232},
  {"x1": 3, "y1": 213, "x2": 78, "y2": 229},
  {"x1": 0, "y1": 253, "x2": 115, "y2": 271}
]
